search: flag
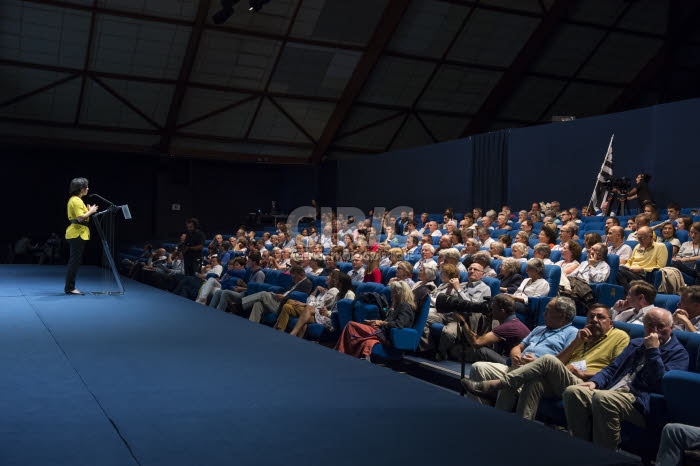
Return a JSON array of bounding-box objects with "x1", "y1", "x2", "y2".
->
[{"x1": 588, "y1": 134, "x2": 614, "y2": 214}]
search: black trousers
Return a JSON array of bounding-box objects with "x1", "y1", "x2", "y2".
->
[
  {"x1": 616, "y1": 267, "x2": 646, "y2": 292},
  {"x1": 65, "y1": 237, "x2": 86, "y2": 293}
]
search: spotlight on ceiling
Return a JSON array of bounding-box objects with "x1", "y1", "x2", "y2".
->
[
  {"x1": 212, "y1": 0, "x2": 239, "y2": 25},
  {"x1": 248, "y1": 0, "x2": 271, "y2": 12}
]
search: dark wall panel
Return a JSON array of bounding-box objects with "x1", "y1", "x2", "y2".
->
[{"x1": 336, "y1": 138, "x2": 473, "y2": 214}]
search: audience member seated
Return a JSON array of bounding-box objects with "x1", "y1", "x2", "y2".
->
[
  {"x1": 460, "y1": 238, "x2": 480, "y2": 268},
  {"x1": 510, "y1": 242, "x2": 528, "y2": 263},
  {"x1": 627, "y1": 213, "x2": 653, "y2": 242},
  {"x1": 474, "y1": 251, "x2": 496, "y2": 278},
  {"x1": 533, "y1": 243, "x2": 553, "y2": 265},
  {"x1": 656, "y1": 222, "x2": 682, "y2": 257},
  {"x1": 462, "y1": 304, "x2": 628, "y2": 419},
  {"x1": 453, "y1": 294, "x2": 529, "y2": 364},
  {"x1": 582, "y1": 232, "x2": 602, "y2": 253},
  {"x1": 498, "y1": 258, "x2": 524, "y2": 294},
  {"x1": 362, "y1": 252, "x2": 381, "y2": 283},
  {"x1": 671, "y1": 222, "x2": 700, "y2": 284},
  {"x1": 413, "y1": 243, "x2": 436, "y2": 272},
  {"x1": 511, "y1": 258, "x2": 551, "y2": 326},
  {"x1": 439, "y1": 247, "x2": 466, "y2": 273},
  {"x1": 553, "y1": 223, "x2": 575, "y2": 251},
  {"x1": 465, "y1": 297, "x2": 578, "y2": 405},
  {"x1": 347, "y1": 253, "x2": 366, "y2": 282},
  {"x1": 607, "y1": 226, "x2": 632, "y2": 265},
  {"x1": 539, "y1": 226, "x2": 557, "y2": 249},
  {"x1": 195, "y1": 255, "x2": 243, "y2": 304},
  {"x1": 209, "y1": 252, "x2": 264, "y2": 313},
  {"x1": 568, "y1": 243, "x2": 611, "y2": 284},
  {"x1": 278, "y1": 270, "x2": 353, "y2": 336},
  {"x1": 555, "y1": 240, "x2": 582, "y2": 277},
  {"x1": 411, "y1": 261, "x2": 438, "y2": 300},
  {"x1": 562, "y1": 308, "x2": 688, "y2": 451},
  {"x1": 388, "y1": 261, "x2": 415, "y2": 287},
  {"x1": 672, "y1": 285, "x2": 700, "y2": 332},
  {"x1": 243, "y1": 266, "x2": 313, "y2": 324},
  {"x1": 656, "y1": 423, "x2": 700, "y2": 466},
  {"x1": 611, "y1": 280, "x2": 657, "y2": 324},
  {"x1": 173, "y1": 255, "x2": 223, "y2": 300},
  {"x1": 477, "y1": 226, "x2": 494, "y2": 249},
  {"x1": 616, "y1": 226, "x2": 668, "y2": 291},
  {"x1": 335, "y1": 281, "x2": 416, "y2": 359},
  {"x1": 424, "y1": 262, "x2": 491, "y2": 360}
]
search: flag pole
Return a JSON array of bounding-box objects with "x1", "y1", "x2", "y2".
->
[{"x1": 587, "y1": 134, "x2": 614, "y2": 213}]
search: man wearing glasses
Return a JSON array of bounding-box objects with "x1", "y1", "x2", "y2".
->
[
  {"x1": 428, "y1": 262, "x2": 491, "y2": 360},
  {"x1": 462, "y1": 305, "x2": 629, "y2": 420},
  {"x1": 553, "y1": 224, "x2": 575, "y2": 251},
  {"x1": 563, "y1": 308, "x2": 688, "y2": 451},
  {"x1": 616, "y1": 226, "x2": 668, "y2": 291}
]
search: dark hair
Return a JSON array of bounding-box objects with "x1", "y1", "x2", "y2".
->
[
  {"x1": 289, "y1": 265, "x2": 305, "y2": 276},
  {"x1": 668, "y1": 202, "x2": 681, "y2": 212},
  {"x1": 336, "y1": 271, "x2": 352, "y2": 299},
  {"x1": 248, "y1": 251, "x2": 262, "y2": 265},
  {"x1": 69, "y1": 177, "x2": 89, "y2": 196},
  {"x1": 566, "y1": 240, "x2": 582, "y2": 262},
  {"x1": 186, "y1": 218, "x2": 200, "y2": 229},
  {"x1": 540, "y1": 226, "x2": 557, "y2": 244},
  {"x1": 490, "y1": 294, "x2": 516, "y2": 315}
]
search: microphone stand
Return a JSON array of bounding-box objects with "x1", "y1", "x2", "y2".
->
[{"x1": 88, "y1": 193, "x2": 126, "y2": 294}]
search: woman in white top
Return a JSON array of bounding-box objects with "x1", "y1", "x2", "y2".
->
[
  {"x1": 657, "y1": 222, "x2": 682, "y2": 257},
  {"x1": 511, "y1": 258, "x2": 550, "y2": 305},
  {"x1": 282, "y1": 270, "x2": 354, "y2": 338},
  {"x1": 511, "y1": 258, "x2": 550, "y2": 327},
  {"x1": 555, "y1": 240, "x2": 582, "y2": 276},
  {"x1": 672, "y1": 222, "x2": 700, "y2": 283}
]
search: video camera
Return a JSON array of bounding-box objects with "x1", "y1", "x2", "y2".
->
[{"x1": 602, "y1": 177, "x2": 632, "y2": 194}]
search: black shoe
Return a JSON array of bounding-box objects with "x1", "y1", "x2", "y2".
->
[{"x1": 460, "y1": 378, "x2": 495, "y2": 398}]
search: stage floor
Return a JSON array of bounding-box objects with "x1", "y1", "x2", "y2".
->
[{"x1": 0, "y1": 265, "x2": 641, "y2": 466}]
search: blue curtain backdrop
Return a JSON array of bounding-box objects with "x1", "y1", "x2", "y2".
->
[
  {"x1": 471, "y1": 129, "x2": 510, "y2": 210},
  {"x1": 333, "y1": 97, "x2": 700, "y2": 212}
]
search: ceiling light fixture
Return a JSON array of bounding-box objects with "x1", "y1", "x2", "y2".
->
[{"x1": 248, "y1": 0, "x2": 271, "y2": 12}]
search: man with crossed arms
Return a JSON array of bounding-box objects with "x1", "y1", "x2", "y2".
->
[{"x1": 461, "y1": 304, "x2": 629, "y2": 419}]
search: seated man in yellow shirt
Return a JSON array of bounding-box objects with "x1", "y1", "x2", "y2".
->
[
  {"x1": 616, "y1": 226, "x2": 668, "y2": 291},
  {"x1": 461, "y1": 305, "x2": 629, "y2": 419}
]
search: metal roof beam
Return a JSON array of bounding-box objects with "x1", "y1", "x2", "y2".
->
[
  {"x1": 158, "y1": 0, "x2": 211, "y2": 153},
  {"x1": 309, "y1": 0, "x2": 410, "y2": 164},
  {"x1": 608, "y1": 3, "x2": 700, "y2": 112},
  {"x1": 462, "y1": 0, "x2": 571, "y2": 136}
]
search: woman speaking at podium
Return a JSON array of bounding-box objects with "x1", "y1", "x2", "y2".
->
[{"x1": 64, "y1": 177, "x2": 98, "y2": 295}]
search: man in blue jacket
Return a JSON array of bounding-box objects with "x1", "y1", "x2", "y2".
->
[{"x1": 563, "y1": 307, "x2": 689, "y2": 450}]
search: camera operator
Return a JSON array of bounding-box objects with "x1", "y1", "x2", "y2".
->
[
  {"x1": 605, "y1": 177, "x2": 633, "y2": 216},
  {"x1": 625, "y1": 173, "x2": 654, "y2": 209}
]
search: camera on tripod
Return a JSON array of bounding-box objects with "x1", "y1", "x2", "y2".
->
[
  {"x1": 436, "y1": 294, "x2": 491, "y2": 316},
  {"x1": 603, "y1": 177, "x2": 632, "y2": 195}
]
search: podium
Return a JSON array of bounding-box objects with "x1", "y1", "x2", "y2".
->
[{"x1": 91, "y1": 200, "x2": 131, "y2": 295}]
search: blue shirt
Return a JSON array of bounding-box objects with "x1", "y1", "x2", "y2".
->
[{"x1": 520, "y1": 324, "x2": 578, "y2": 358}]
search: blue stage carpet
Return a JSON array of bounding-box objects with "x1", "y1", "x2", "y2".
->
[{"x1": 0, "y1": 265, "x2": 640, "y2": 466}]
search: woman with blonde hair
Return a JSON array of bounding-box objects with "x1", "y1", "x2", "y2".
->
[{"x1": 335, "y1": 281, "x2": 416, "y2": 359}]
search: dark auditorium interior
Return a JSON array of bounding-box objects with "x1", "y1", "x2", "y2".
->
[{"x1": 2, "y1": 1, "x2": 700, "y2": 465}]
